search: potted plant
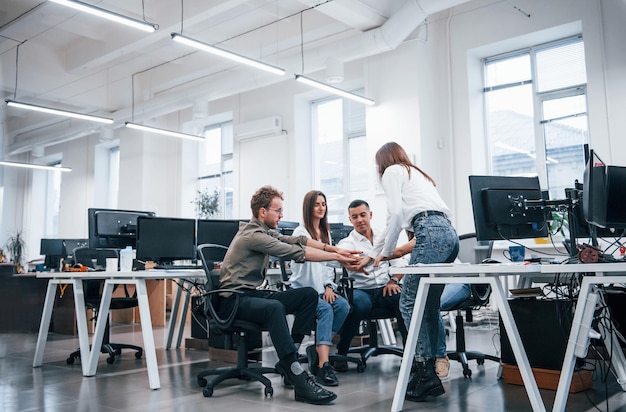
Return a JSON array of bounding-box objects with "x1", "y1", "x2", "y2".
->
[
  {"x1": 5, "y1": 231, "x2": 26, "y2": 273},
  {"x1": 193, "y1": 188, "x2": 220, "y2": 219}
]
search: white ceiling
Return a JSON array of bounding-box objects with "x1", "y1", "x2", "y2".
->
[{"x1": 0, "y1": 0, "x2": 458, "y2": 157}]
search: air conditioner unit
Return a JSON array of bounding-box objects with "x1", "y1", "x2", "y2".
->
[{"x1": 234, "y1": 116, "x2": 282, "y2": 140}]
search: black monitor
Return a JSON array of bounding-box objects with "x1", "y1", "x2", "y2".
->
[
  {"x1": 582, "y1": 149, "x2": 607, "y2": 228},
  {"x1": 40, "y1": 238, "x2": 66, "y2": 269},
  {"x1": 63, "y1": 239, "x2": 88, "y2": 258},
  {"x1": 135, "y1": 216, "x2": 197, "y2": 265},
  {"x1": 469, "y1": 175, "x2": 548, "y2": 241},
  {"x1": 278, "y1": 220, "x2": 299, "y2": 236},
  {"x1": 88, "y1": 208, "x2": 155, "y2": 249},
  {"x1": 197, "y1": 219, "x2": 245, "y2": 262},
  {"x1": 330, "y1": 223, "x2": 353, "y2": 245}
]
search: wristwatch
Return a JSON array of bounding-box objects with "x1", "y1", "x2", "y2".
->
[
  {"x1": 389, "y1": 277, "x2": 400, "y2": 285},
  {"x1": 324, "y1": 283, "x2": 336, "y2": 292}
]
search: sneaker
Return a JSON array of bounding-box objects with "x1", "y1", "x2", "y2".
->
[
  {"x1": 306, "y1": 344, "x2": 319, "y2": 375},
  {"x1": 435, "y1": 356, "x2": 450, "y2": 380},
  {"x1": 316, "y1": 362, "x2": 339, "y2": 386},
  {"x1": 332, "y1": 359, "x2": 348, "y2": 372},
  {"x1": 275, "y1": 361, "x2": 337, "y2": 405}
]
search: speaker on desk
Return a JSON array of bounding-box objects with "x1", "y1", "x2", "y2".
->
[{"x1": 500, "y1": 298, "x2": 581, "y2": 370}]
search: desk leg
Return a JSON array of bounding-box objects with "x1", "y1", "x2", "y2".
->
[
  {"x1": 136, "y1": 279, "x2": 160, "y2": 390},
  {"x1": 391, "y1": 277, "x2": 429, "y2": 412},
  {"x1": 71, "y1": 280, "x2": 92, "y2": 376},
  {"x1": 175, "y1": 286, "x2": 191, "y2": 349},
  {"x1": 87, "y1": 281, "x2": 114, "y2": 377},
  {"x1": 33, "y1": 280, "x2": 58, "y2": 367},
  {"x1": 165, "y1": 279, "x2": 183, "y2": 350},
  {"x1": 489, "y1": 278, "x2": 545, "y2": 412}
]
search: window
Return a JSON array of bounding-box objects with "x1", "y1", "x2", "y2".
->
[
  {"x1": 197, "y1": 122, "x2": 233, "y2": 218},
  {"x1": 43, "y1": 162, "x2": 63, "y2": 236},
  {"x1": 483, "y1": 36, "x2": 587, "y2": 200},
  {"x1": 312, "y1": 94, "x2": 367, "y2": 223}
]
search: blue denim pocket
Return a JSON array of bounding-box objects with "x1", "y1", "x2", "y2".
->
[{"x1": 410, "y1": 215, "x2": 459, "y2": 264}]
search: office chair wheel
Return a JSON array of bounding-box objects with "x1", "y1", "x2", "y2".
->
[
  {"x1": 66, "y1": 356, "x2": 75, "y2": 365},
  {"x1": 197, "y1": 377, "x2": 207, "y2": 387},
  {"x1": 264, "y1": 386, "x2": 273, "y2": 397},
  {"x1": 114, "y1": 348, "x2": 122, "y2": 356},
  {"x1": 135, "y1": 349, "x2": 143, "y2": 359},
  {"x1": 463, "y1": 368, "x2": 472, "y2": 378},
  {"x1": 477, "y1": 358, "x2": 485, "y2": 365},
  {"x1": 106, "y1": 355, "x2": 115, "y2": 364},
  {"x1": 356, "y1": 363, "x2": 366, "y2": 373},
  {"x1": 203, "y1": 387, "x2": 214, "y2": 397}
]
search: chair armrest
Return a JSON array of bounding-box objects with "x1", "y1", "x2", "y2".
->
[{"x1": 201, "y1": 288, "x2": 243, "y2": 329}]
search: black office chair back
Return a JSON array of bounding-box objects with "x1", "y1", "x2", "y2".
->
[{"x1": 197, "y1": 243, "x2": 237, "y2": 330}]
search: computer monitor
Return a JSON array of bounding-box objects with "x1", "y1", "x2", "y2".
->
[
  {"x1": 469, "y1": 175, "x2": 548, "y2": 241},
  {"x1": 88, "y1": 208, "x2": 155, "y2": 249},
  {"x1": 63, "y1": 239, "x2": 88, "y2": 258},
  {"x1": 135, "y1": 216, "x2": 197, "y2": 265},
  {"x1": 196, "y1": 219, "x2": 245, "y2": 261},
  {"x1": 582, "y1": 150, "x2": 626, "y2": 232},
  {"x1": 40, "y1": 238, "x2": 66, "y2": 269},
  {"x1": 277, "y1": 220, "x2": 299, "y2": 236}
]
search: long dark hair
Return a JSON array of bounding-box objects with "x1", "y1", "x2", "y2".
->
[
  {"x1": 302, "y1": 190, "x2": 331, "y2": 245},
  {"x1": 375, "y1": 142, "x2": 436, "y2": 186}
]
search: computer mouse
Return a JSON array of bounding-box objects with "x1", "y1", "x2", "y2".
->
[{"x1": 482, "y1": 258, "x2": 501, "y2": 264}]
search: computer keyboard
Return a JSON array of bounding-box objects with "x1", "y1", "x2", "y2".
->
[{"x1": 154, "y1": 264, "x2": 202, "y2": 270}]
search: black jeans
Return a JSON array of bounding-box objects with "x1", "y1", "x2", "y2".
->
[
  {"x1": 220, "y1": 287, "x2": 318, "y2": 360},
  {"x1": 336, "y1": 287, "x2": 408, "y2": 355}
]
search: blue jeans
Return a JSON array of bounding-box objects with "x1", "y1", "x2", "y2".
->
[
  {"x1": 400, "y1": 214, "x2": 458, "y2": 362},
  {"x1": 316, "y1": 295, "x2": 350, "y2": 346},
  {"x1": 436, "y1": 283, "x2": 471, "y2": 358}
]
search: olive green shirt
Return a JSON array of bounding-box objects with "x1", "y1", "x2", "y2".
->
[{"x1": 219, "y1": 218, "x2": 308, "y2": 294}]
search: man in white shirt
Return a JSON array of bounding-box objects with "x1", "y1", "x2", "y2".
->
[{"x1": 334, "y1": 199, "x2": 408, "y2": 371}]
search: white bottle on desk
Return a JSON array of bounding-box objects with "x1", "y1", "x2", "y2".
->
[{"x1": 120, "y1": 246, "x2": 133, "y2": 272}]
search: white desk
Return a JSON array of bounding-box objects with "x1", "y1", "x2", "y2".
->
[
  {"x1": 34, "y1": 269, "x2": 203, "y2": 390},
  {"x1": 540, "y1": 262, "x2": 626, "y2": 412},
  {"x1": 389, "y1": 263, "x2": 546, "y2": 412}
]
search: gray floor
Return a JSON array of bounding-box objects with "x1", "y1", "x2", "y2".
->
[{"x1": 2, "y1": 316, "x2": 626, "y2": 412}]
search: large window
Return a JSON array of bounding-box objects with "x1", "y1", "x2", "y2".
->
[
  {"x1": 43, "y1": 162, "x2": 63, "y2": 237},
  {"x1": 484, "y1": 36, "x2": 588, "y2": 200},
  {"x1": 197, "y1": 122, "x2": 234, "y2": 218},
  {"x1": 312, "y1": 95, "x2": 367, "y2": 223}
]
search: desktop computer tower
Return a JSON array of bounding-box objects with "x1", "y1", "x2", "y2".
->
[{"x1": 500, "y1": 298, "x2": 576, "y2": 370}]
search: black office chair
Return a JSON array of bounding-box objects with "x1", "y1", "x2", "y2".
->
[
  {"x1": 339, "y1": 268, "x2": 404, "y2": 367},
  {"x1": 196, "y1": 244, "x2": 279, "y2": 398},
  {"x1": 443, "y1": 233, "x2": 500, "y2": 377},
  {"x1": 66, "y1": 247, "x2": 143, "y2": 365}
]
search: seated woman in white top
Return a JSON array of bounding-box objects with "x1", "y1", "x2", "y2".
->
[{"x1": 290, "y1": 190, "x2": 350, "y2": 387}]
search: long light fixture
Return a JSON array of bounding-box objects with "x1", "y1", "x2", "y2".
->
[
  {"x1": 0, "y1": 160, "x2": 72, "y2": 172},
  {"x1": 5, "y1": 99, "x2": 114, "y2": 124},
  {"x1": 125, "y1": 122, "x2": 204, "y2": 142},
  {"x1": 171, "y1": 33, "x2": 286, "y2": 76},
  {"x1": 294, "y1": 74, "x2": 375, "y2": 106},
  {"x1": 49, "y1": 0, "x2": 158, "y2": 32}
]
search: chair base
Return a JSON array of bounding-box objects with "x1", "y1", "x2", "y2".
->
[
  {"x1": 348, "y1": 344, "x2": 404, "y2": 365},
  {"x1": 298, "y1": 351, "x2": 366, "y2": 373},
  {"x1": 66, "y1": 342, "x2": 143, "y2": 365},
  {"x1": 197, "y1": 365, "x2": 278, "y2": 397},
  {"x1": 447, "y1": 350, "x2": 500, "y2": 378}
]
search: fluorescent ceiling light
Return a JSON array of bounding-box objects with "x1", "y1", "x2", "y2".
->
[
  {"x1": 294, "y1": 74, "x2": 375, "y2": 106},
  {"x1": 171, "y1": 33, "x2": 285, "y2": 76},
  {"x1": 0, "y1": 160, "x2": 72, "y2": 172},
  {"x1": 49, "y1": 0, "x2": 157, "y2": 32},
  {"x1": 125, "y1": 122, "x2": 204, "y2": 142},
  {"x1": 5, "y1": 99, "x2": 114, "y2": 124}
]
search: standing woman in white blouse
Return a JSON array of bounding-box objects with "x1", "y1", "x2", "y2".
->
[{"x1": 368, "y1": 142, "x2": 459, "y2": 402}]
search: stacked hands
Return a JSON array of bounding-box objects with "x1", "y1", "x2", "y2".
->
[{"x1": 337, "y1": 251, "x2": 402, "y2": 297}]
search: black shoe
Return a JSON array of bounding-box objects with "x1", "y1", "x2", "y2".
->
[
  {"x1": 405, "y1": 359, "x2": 445, "y2": 402},
  {"x1": 306, "y1": 345, "x2": 319, "y2": 375},
  {"x1": 316, "y1": 362, "x2": 339, "y2": 386},
  {"x1": 276, "y1": 362, "x2": 337, "y2": 405},
  {"x1": 332, "y1": 359, "x2": 348, "y2": 372}
]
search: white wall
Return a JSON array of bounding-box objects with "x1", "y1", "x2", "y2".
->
[{"x1": 2, "y1": 0, "x2": 626, "y2": 263}]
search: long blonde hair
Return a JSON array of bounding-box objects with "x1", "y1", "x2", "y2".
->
[{"x1": 374, "y1": 142, "x2": 436, "y2": 186}]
